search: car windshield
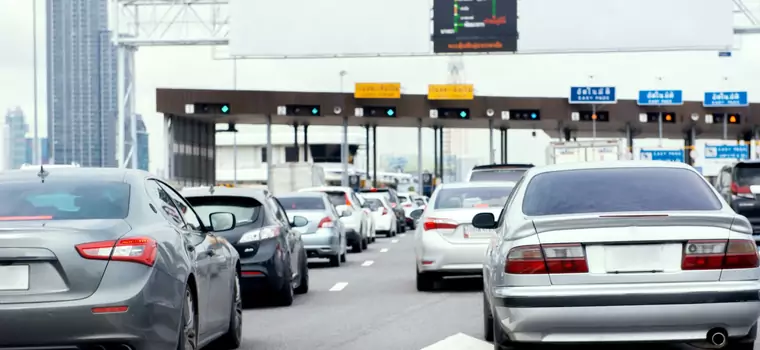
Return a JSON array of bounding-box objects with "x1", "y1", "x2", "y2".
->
[
  {"x1": 277, "y1": 197, "x2": 326, "y2": 210},
  {"x1": 522, "y1": 167, "x2": 722, "y2": 216},
  {"x1": 185, "y1": 196, "x2": 261, "y2": 226},
  {"x1": 434, "y1": 186, "x2": 514, "y2": 209},
  {"x1": 469, "y1": 169, "x2": 527, "y2": 182},
  {"x1": 0, "y1": 181, "x2": 130, "y2": 220}
]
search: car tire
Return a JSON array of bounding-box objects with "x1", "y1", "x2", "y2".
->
[
  {"x1": 361, "y1": 238, "x2": 368, "y2": 250},
  {"x1": 492, "y1": 310, "x2": 515, "y2": 350},
  {"x1": 213, "y1": 272, "x2": 243, "y2": 349},
  {"x1": 416, "y1": 268, "x2": 436, "y2": 292},
  {"x1": 294, "y1": 254, "x2": 309, "y2": 295},
  {"x1": 399, "y1": 224, "x2": 406, "y2": 233},
  {"x1": 340, "y1": 251, "x2": 347, "y2": 262},
  {"x1": 276, "y1": 267, "x2": 294, "y2": 306},
  {"x1": 352, "y1": 239, "x2": 363, "y2": 253},
  {"x1": 177, "y1": 285, "x2": 198, "y2": 350},
  {"x1": 483, "y1": 292, "x2": 494, "y2": 342},
  {"x1": 329, "y1": 253, "x2": 341, "y2": 267}
]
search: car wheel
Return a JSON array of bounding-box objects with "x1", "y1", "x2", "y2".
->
[
  {"x1": 177, "y1": 285, "x2": 198, "y2": 350},
  {"x1": 361, "y1": 238, "x2": 368, "y2": 250},
  {"x1": 351, "y1": 239, "x2": 363, "y2": 253},
  {"x1": 213, "y1": 271, "x2": 243, "y2": 349},
  {"x1": 276, "y1": 267, "x2": 294, "y2": 306},
  {"x1": 483, "y1": 292, "x2": 494, "y2": 342},
  {"x1": 416, "y1": 268, "x2": 436, "y2": 292},
  {"x1": 329, "y1": 253, "x2": 341, "y2": 267},
  {"x1": 492, "y1": 310, "x2": 514, "y2": 350},
  {"x1": 340, "y1": 250, "x2": 347, "y2": 262},
  {"x1": 294, "y1": 255, "x2": 309, "y2": 295}
]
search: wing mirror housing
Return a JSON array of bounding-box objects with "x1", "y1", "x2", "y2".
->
[
  {"x1": 209, "y1": 212, "x2": 236, "y2": 232},
  {"x1": 472, "y1": 212, "x2": 497, "y2": 229},
  {"x1": 290, "y1": 215, "x2": 308, "y2": 228}
]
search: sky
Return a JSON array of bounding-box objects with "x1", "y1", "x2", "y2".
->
[{"x1": 1, "y1": 0, "x2": 760, "y2": 173}]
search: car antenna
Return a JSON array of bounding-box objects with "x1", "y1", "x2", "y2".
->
[
  {"x1": 209, "y1": 186, "x2": 215, "y2": 194},
  {"x1": 37, "y1": 165, "x2": 49, "y2": 183}
]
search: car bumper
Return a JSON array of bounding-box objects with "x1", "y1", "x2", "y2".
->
[
  {"x1": 0, "y1": 264, "x2": 181, "y2": 349},
  {"x1": 238, "y1": 238, "x2": 288, "y2": 293},
  {"x1": 303, "y1": 228, "x2": 342, "y2": 258},
  {"x1": 416, "y1": 232, "x2": 487, "y2": 274},
  {"x1": 492, "y1": 281, "x2": 760, "y2": 343}
]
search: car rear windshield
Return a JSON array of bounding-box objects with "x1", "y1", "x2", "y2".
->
[
  {"x1": 522, "y1": 167, "x2": 722, "y2": 216},
  {"x1": 734, "y1": 163, "x2": 760, "y2": 186},
  {"x1": 399, "y1": 196, "x2": 409, "y2": 203},
  {"x1": 434, "y1": 186, "x2": 514, "y2": 209},
  {"x1": 277, "y1": 197, "x2": 326, "y2": 210},
  {"x1": 469, "y1": 169, "x2": 527, "y2": 182},
  {"x1": 363, "y1": 198, "x2": 384, "y2": 208},
  {"x1": 0, "y1": 181, "x2": 130, "y2": 220},
  {"x1": 323, "y1": 191, "x2": 348, "y2": 207},
  {"x1": 185, "y1": 196, "x2": 261, "y2": 226}
]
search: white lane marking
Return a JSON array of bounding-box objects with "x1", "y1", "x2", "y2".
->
[
  {"x1": 391, "y1": 239, "x2": 399, "y2": 243},
  {"x1": 329, "y1": 282, "x2": 349, "y2": 291},
  {"x1": 420, "y1": 333, "x2": 491, "y2": 350},
  {"x1": 380, "y1": 248, "x2": 389, "y2": 253},
  {"x1": 399, "y1": 233, "x2": 406, "y2": 237},
  {"x1": 361, "y1": 260, "x2": 374, "y2": 267}
]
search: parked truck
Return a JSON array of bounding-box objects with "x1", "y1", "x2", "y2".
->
[
  {"x1": 270, "y1": 163, "x2": 326, "y2": 195},
  {"x1": 545, "y1": 139, "x2": 624, "y2": 164}
]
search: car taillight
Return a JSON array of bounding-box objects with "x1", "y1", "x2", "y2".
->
[
  {"x1": 239, "y1": 226, "x2": 281, "y2": 243},
  {"x1": 344, "y1": 193, "x2": 352, "y2": 206},
  {"x1": 391, "y1": 203, "x2": 397, "y2": 208},
  {"x1": 318, "y1": 217, "x2": 334, "y2": 228},
  {"x1": 403, "y1": 203, "x2": 412, "y2": 208},
  {"x1": 731, "y1": 183, "x2": 754, "y2": 199},
  {"x1": 382, "y1": 208, "x2": 388, "y2": 215},
  {"x1": 422, "y1": 218, "x2": 458, "y2": 231},
  {"x1": 505, "y1": 244, "x2": 588, "y2": 274},
  {"x1": 682, "y1": 239, "x2": 759, "y2": 270},
  {"x1": 76, "y1": 237, "x2": 158, "y2": 267}
]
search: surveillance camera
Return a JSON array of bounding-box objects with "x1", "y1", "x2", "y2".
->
[
  {"x1": 531, "y1": 130, "x2": 537, "y2": 137},
  {"x1": 333, "y1": 106, "x2": 342, "y2": 115},
  {"x1": 690, "y1": 113, "x2": 699, "y2": 122},
  {"x1": 486, "y1": 109, "x2": 495, "y2": 117}
]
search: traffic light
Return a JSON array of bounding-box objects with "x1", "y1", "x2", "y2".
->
[
  {"x1": 579, "y1": 111, "x2": 609, "y2": 122},
  {"x1": 362, "y1": 106, "x2": 397, "y2": 117},
  {"x1": 287, "y1": 105, "x2": 321, "y2": 117},
  {"x1": 437, "y1": 108, "x2": 470, "y2": 119},
  {"x1": 646, "y1": 112, "x2": 676, "y2": 123},
  {"x1": 713, "y1": 113, "x2": 741, "y2": 124},
  {"x1": 509, "y1": 109, "x2": 541, "y2": 121},
  {"x1": 194, "y1": 103, "x2": 231, "y2": 115}
]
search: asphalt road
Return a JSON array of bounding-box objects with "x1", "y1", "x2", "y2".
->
[{"x1": 234, "y1": 233, "x2": 760, "y2": 350}]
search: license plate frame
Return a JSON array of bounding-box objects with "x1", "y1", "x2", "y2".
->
[
  {"x1": 0, "y1": 265, "x2": 30, "y2": 291},
  {"x1": 464, "y1": 225, "x2": 493, "y2": 239},
  {"x1": 604, "y1": 245, "x2": 665, "y2": 273}
]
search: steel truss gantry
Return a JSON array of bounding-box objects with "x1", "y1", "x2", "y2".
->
[{"x1": 112, "y1": 0, "x2": 229, "y2": 169}]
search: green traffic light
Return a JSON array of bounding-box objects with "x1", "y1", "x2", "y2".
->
[
  {"x1": 311, "y1": 108, "x2": 318, "y2": 115},
  {"x1": 387, "y1": 109, "x2": 395, "y2": 116},
  {"x1": 460, "y1": 111, "x2": 467, "y2": 118},
  {"x1": 221, "y1": 105, "x2": 230, "y2": 114}
]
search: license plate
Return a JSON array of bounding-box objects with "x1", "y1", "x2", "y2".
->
[
  {"x1": 0, "y1": 265, "x2": 29, "y2": 290},
  {"x1": 464, "y1": 225, "x2": 493, "y2": 239},
  {"x1": 604, "y1": 245, "x2": 665, "y2": 273}
]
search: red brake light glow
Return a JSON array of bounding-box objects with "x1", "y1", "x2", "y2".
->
[
  {"x1": 422, "y1": 218, "x2": 458, "y2": 231},
  {"x1": 682, "y1": 239, "x2": 758, "y2": 270},
  {"x1": 391, "y1": 203, "x2": 397, "y2": 208},
  {"x1": 382, "y1": 208, "x2": 388, "y2": 215},
  {"x1": 0, "y1": 216, "x2": 53, "y2": 221},
  {"x1": 505, "y1": 243, "x2": 588, "y2": 274},
  {"x1": 317, "y1": 217, "x2": 334, "y2": 228},
  {"x1": 91, "y1": 306, "x2": 128, "y2": 314},
  {"x1": 76, "y1": 236, "x2": 158, "y2": 267}
]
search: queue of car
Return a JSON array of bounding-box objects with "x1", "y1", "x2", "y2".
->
[{"x1": 415, "y1": 162, "x2": 760, "y2": 349}]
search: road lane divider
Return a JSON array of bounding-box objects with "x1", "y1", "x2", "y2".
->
[
  {"x1": 380, "y1": 248, "x2": 389, "y2": 253},
  {"x1": 391, "y1": 239, "x2": 399, "y2": 244},
  {"x1": 361, "y1": 260, "x2": 374, "y2": 267},
  {"x1": 329, "y1": 282, "x2": 349, "y2": 291}
]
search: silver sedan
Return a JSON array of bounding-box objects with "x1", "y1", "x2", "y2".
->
[{"x1": 478, "y1": 161, "x2": 760, "y2": 349}]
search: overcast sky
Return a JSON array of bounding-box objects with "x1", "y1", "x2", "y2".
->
[{"x1": 1, "y1": 0, "x2": 760, "y2": 173}]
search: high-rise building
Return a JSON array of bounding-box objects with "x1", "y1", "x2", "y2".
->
[
  {"x1": 5, "y1": 107, "x2": 29, "y2": 169},
  {"x1": 25, "y1": 137, "x2": 50, "y2": 165},
  {"x1": 136, "y1": 114, "x2": 150, "y2": 171},
  {"x1": 46, "y1": 0, "x2": 125, "y2": 167}
]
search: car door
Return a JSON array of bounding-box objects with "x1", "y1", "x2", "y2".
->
[
  {"x1": 350, "y1": 191, "x2": 367, "y2": 235},
  {"x1": 274, "y1": 196, "x2": 303, "y2": 274},
  {"x1": 718, "y1": 166, "x2": 732, "y2": 203},
  {"x1": 267, "y1": 196, "x2": 298, "y2": 281}
]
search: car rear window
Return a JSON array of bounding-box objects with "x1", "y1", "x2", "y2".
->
[
  {"x1": 434, "y1": 186, "x2": 514, "y2": 209},
  {"x1": 469, "y1": 169, "x2": 527, "y2": 182},
  {"x1": 522, "y1": 167, "x2": 722, "y2": 216},
  {"x1": 363, "y1": 198, "x2": 383, "y2": 208},
  {"x1": 277, "y1": 197, "x2": 326, "y2": 210},
  {"x1": 323, "y1": 191, "x2": 348, "y2": 207},
  {"x1": 734, "y1": 163, "x2": 760, "y2": 186},
  {"x1": 185, "y1": 196, "x2": 261, "y2": 226},
  {"x1": 399, "y1": 196, "x2": 409, "y2": 203},
  {"x1": 0, "y1": 181, "x2": 130, "y2": 220}
]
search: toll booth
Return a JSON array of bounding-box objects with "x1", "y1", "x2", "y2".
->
[{"x1": 421, "y1": 172, "x2": 434, "y2": 197}]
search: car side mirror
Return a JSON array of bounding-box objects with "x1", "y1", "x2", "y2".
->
[
  {"x1": 290, "y1": 215, "x2": 308, "y2": 228},
  {"x1": 209, "y1": 212, "x2": 236, "y2": 232},
  {"x1": 410, "y1": 209, "x2": 424, "y2": 221},
  {"x1": 472, "y1": 212, "x2": 496, "y2": 229}
]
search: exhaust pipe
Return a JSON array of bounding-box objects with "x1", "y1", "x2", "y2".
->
[{"x1": 707, "y1": 328, "x2": 728, "y2": 348}]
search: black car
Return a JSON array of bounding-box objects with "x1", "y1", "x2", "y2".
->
[
  {"x1": 467, "y1": 163, "x2": 534, "y2": 182},
  {"x1": 182, "y1": 186, "x2": 309, "y2": 306},
  {"x1": 716, "y1": 161, "x2": 760, "y2": 239},
  {"x1": 359, "y1": 188, "x2": 406, "y2": 233}
]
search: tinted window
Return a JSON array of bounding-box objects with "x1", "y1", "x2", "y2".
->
[
  {"x1": 434, "y1": 186, "x2": 514, "y2": 209},
  {"x1": 158, "y1": 182, "x2": 204, "y2": 231},
  {"x1": 0, "y1": 181, "x2": 130, "y2": 220},
  {"x1": 522, "y1": 168, "x2": 722, "y2": 216},
  {"x1": 363, "y1": 198, "x2": 383, "y2": 209},
  {"x1": 185, "y1": 196, "x2": 262, "y2": 226},
  {"x1": 323, "y1": 191, "x2": 347, "y2": 206},
  {"x1": 469, "y1": 169, "x2": 527, "y2": 182},
  {"x1": 734, "y1": 163, "x2": 760, "y2": 186},
  {"x1": 278, "y1": 197, "x2": 326, "y2": 210},
  {"x1": 399, "y1": 196, "x2": 409, "y2": 203},
  {"x1": 414, "y1": 198, "x2": 425, "y2": 206}
]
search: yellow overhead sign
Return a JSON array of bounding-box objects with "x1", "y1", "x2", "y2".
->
[
  {"x1": 427, "y1": 84, "x2": 474, "y2": 100},
  {"x1": 354, "y1": 83, "x2": 401, "y2": 99}
]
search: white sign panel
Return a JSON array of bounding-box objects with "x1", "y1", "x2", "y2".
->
[
  {"x1": 229, "y1": 0, "x2": 432, "y2": 57},
  {"x1": 517, "y1": 0, "x2": 733, "y2": 53}
]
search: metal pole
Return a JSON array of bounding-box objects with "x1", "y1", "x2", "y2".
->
[
  {"x1": 341, "y1": 117, "x2": 348, "y2": 187},
  {"x1": 32, "y1": 0, "x2": 39, "y2": 165},
  {"x1": 433, "y1": 126, "x2": 439, "y2": 177},
  {"x1": 365, "y1": 125, "x2": 370, "y2": 175},
  {"x1": 129, "y1": 47, "x2": 137, "y2": 169},
  {"x1": 592, "y1": 104, "x2": 597, "y2": 143},
  {"x1": 232, "y1": 131, "x2": 238, "y2": 185},
  {"x1": 488, "y1": 118, "x2": 494, "y2": 163},
  {"x1": 165, "y1": 115, "x2": 172, "y2": 179},
  {"x1": 417, "y1": 120, "x2": 423, "y2": 193},
  {"x1": 658, "y1": 111, "x2": 663, "y2": 147},
  {"x1": 115, "y1": 45, "x2": 125, "y2": 167},
  {"x1": 438, "y1": 127, "x2": 444, "y2": 183},
  {"x1": 372, "y1": 125, "x2": 377, "y2": 188},
  {"x1": 723, "y1": 115, "x2": 728, "y2": 140},
  {"x1": 625, "y1": 123, "x2": 633, "y2": 158},
  {"x1": 690, "y1": 125, "x2": 697, "y2": 165},
  {"x1": 266, "y1": 115, "x2": 273, "y2": 191}
]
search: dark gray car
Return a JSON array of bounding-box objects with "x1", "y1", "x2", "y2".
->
[{"x1": 0, "y1": 167, "x2": 243, "y2": 350}]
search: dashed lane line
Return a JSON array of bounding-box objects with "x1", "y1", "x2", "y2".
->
[
  {"x1": 380, "y1": 248, "x2": 389, "y2": 253},
  {"x1": 329, "y1": 282, "x2": 349, "y2": 291},
  {"x1": 361, "y1": 260, "x2": 374, "y2": 267}
]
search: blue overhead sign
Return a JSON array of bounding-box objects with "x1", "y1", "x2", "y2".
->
[
  {"x1": 704, "y1": 144, "x2": 749, "y2": 160},
  {"x1": 703, "y1": 91, "x2": 749, "y2": 107},
  {"x1": 639, "y1": 149, "x2": 684, "y2": 162},
  {"x1": 569, "y1": 86, "x2": 616, "y2": 104},
  {"x1": 637, "y1": 90, "x2": 684, "y2": 106}
]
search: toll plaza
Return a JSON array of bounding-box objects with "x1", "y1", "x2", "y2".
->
[{"x1": 156, "y1": 85, "x2": 757, "y2": 187}]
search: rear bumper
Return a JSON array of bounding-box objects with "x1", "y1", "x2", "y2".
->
[
  {"x1": 492, "y1": 281, "x2": 760, "y2": 343},
  {"x1": 303, "y1": 229, "x2": 342, "y2": 258},
  {"x1": 239, "y1": 238, "x2": 288, "y2": 292},
  {"x1": 416, "y1": 231, "x2": 487, "y2": 274},
  {"x1": 0, "y1": 265, "x2": 181, "y2": 349}
]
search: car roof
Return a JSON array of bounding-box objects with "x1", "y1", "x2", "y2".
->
[
  {"x1": 528, "y1": 160, "x2": 695, "y2": 175},
  {"x1": 436, "y1": 181, "x2": 517, "y2": 189},
  {"x1": 299, "y1": 186, "x2": 353, "y2": 193},
  {"x1": 276, "y1": 192, "x2": 327, "y2": 198},
  {"x1": 0, "y1": 167, "x2": 142, "y2": 182},
  {"x1": 181, "y1": 186, "x2": 269, "y2": 202}
]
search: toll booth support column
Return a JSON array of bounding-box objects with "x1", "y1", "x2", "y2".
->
[
  {"x1": 625, "y1": 123, "x2": 634, "y2": 157},
  {"x1": 684, "y1": 127, "x2": 695, "y2": 165},
  {"x1": 293, "y1": 123, "x2": 300, "y2": 162},
  {"x1": 303, "y1": 124, "x2": 309, "y2": 162},
  {"x1": 488, "y1": 119, "x2": 494, "y2": 164},
  {"x1": 500, "y1": 128, "x2": 508, "y2": 163},
  {"x1": 266, "y1": 115, "x2": 273, "y2": 192},
  {"x1": 341, "y1": 117, "x2": 349, "y2": 187},
  {"x1": 417, "y1": 119, "x2": 423, "y2": 194},
  {"x1": 164, "y1": 114, "x2": 173, "y2": 180},
  {"x1": 438, "y1": 127, "x2": 444, "y2": 183},
  {"x1": 433, "y1": 126, "x2": 439, "y2": 179},
  {"x1": 365, "y1": 125, "x2": 370, "y2": 181},
  {"x1": 755, "y1": 127, "x2": 760, "y2": 159},
  {"x1": 372, "y1": 125, "x2": 378, "y2": 188}
]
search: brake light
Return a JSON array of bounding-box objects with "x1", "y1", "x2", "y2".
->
[
  {"x1": 731, "y1": 183, "x2": 754, "y2": 199},
  {"x1": 382, "y1": 208, "x2": 388, "y2": 215},
  {"x1": 76, "y1": 237, "x2": 158, "y2": 267},
  {"x1": 370, "y1": 188, "x2": 377, "y2": 192},
  {"x1": 403, "y1": 203, "x2": 413, "y2": 208},
  {"x1": 423, "y1": 218, "x2": 458, "y2": 231},
  {"x1": 344, "y1": 193, "x2": 352, "y2": 206},
  {"x1": 318, "y1": 217, "x2": 334, "y2": 228},
  {"x1": 505, "y1": 243, "x2": 588, "y2": 274},
  {"x1": 391, "y1": 203, "x2": 397, "y2": 208},
  {"x1": 682, "y1": 239, "x2": 758, "y2": 270}
]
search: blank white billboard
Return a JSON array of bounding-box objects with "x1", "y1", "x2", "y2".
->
[
  {"x1": 229, "y1": 0, "x2": 432, "y2": 57},
  {"x1": 517, "y1": 0, "x2": 734, "y2": 53}
]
